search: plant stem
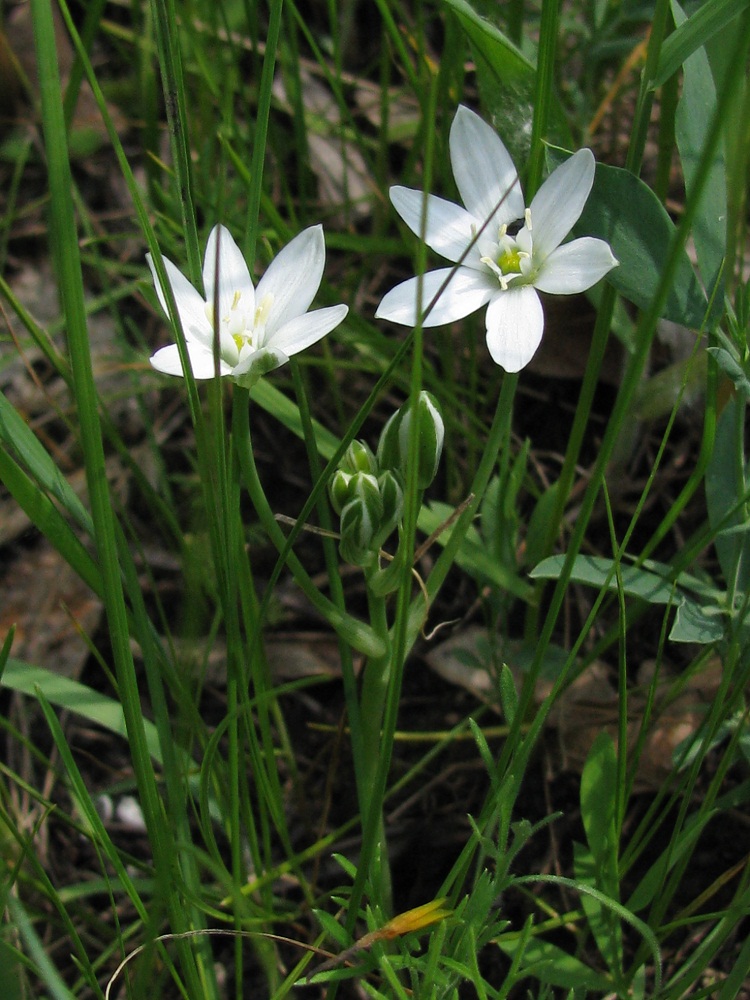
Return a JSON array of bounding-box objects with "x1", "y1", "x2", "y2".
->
[{"x1": 357, "y1": 586, "x2": 394, "y2": 912}]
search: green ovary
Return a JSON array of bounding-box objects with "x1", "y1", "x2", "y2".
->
[{"x1": 497, "y1": 247, "x2": 523, "y2": 276}]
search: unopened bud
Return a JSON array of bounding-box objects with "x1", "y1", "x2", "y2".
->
[
  {"x1": 338, "y1": 473, "x2": 384, "y2": 566},
  {"x1": 377, "y1": 391, "x2": 444, "y2": 490},
  {"x1": 372, "y1": 470, "x2": 404, "y2": 548},
  {"x1": 330, "y1": 468, "x2": 353, "y2": 515},
  {"x1": 330, "y1": 440, "x2": 380, "y2": 515},
  {"x1": 341, "y1": 439, "x2": 377, "y2": 476}
]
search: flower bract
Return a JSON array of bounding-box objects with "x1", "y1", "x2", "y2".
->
[
  {"x1": 375, "y1": 105, "x2": 618, "y2": 372},
  {"x1": 147, "y1": 224, "x2": 347, "y2": 387}
]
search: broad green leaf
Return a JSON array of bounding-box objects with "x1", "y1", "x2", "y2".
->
[
  {"x1": 673, "y1": 0, "x2": 727, "y2": 310},
  {"x1": 707, "y1": 346, "x2": 750, "y2": 397},
  {"x1": 580, "y1": 732, "x2": 619, "y2": 889},
  {"x1": 668, "y1": 598, "x2": 724, "y2": 643},
  {"x1": 575, "y1": 163, "x2": 707, "y2": 327},
  {"x1": 705, "y1": 397, "x2": 750, "y2": 593},
  {"x1": 530, "y1": 554, "x2": 676, "y2": 604},
  {"x1": 577, "y1": 733, "x2": 623, "y2": 978},
  {"x1": 574, "y1": 842, "x2": 624, "y2": 981},
  {"x1": 653, "y1": 0, "x2": 750, "y2": 88},
  {"x1": 444, "y1": 0, "x2": 571, "y2": 164},
  {"x1": 641, "y1": 556, "x2": 722, "y2": 601}
]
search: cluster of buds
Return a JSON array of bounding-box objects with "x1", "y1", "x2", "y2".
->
[
  {"x1": 329, "y1": 440, "x2": 403, "y2": 567},
  {"x1": 329, "y1": 392, "x2": 444, "y2": 566}
]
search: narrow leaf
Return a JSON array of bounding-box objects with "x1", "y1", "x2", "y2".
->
[{"x1": 653, "y1": 0, "x2": 750, "y2": 88}]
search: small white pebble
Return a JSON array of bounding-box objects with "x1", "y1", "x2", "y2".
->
[
  {"x1": 115, "y1": 795, "x2": 147, "y2": 833},
  {"x1": 94, "y1": 794, "x2": 114, "y2": 823}
]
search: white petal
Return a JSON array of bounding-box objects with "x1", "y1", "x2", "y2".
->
[
  {"x1": 484, "y1": 286, "x2": 544, "y2": 372},
  {"x1": 390, "y1": 187, "x2": 482, "y2": 264},
  {"x1": 266, "y1": 304, "x2": 348, "y2": 355},
  {"x1": 375, "y1": 267, "x2": 494, "y2": 328},
  {"x1": 449, "y1": 105, "x2": 525, "y2": 230},
  {"x1": 203, "y1": 225, "x2": 255, "y2": 319},
  {"x1": 150, "y1": 342, "x2": 231, "y2": 379},
  {"x1": 256, "y1": 225, "x2": 325, "y2": 336},
  {"x1": 529, "y1": 149, "x2": 595, "y2": 260},
  {"x1": 533, "y1": 237, "x2": 618, "y2": 294},
  {"x1": 146, "y1": 253, "x2": 213, "y2": 348}
]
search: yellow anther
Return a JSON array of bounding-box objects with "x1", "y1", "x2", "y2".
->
[{"x1": 254, "y1": 293, "x2": 274, "y2": 328}]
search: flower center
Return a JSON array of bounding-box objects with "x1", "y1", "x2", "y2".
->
[
  {"x1": 205, "y1": 291, "x2": 274, "y2": 360},
  {"x1": 480, "y1": 209, "x2": 533, "y2": 291},
  {"x1": 496, "y1": 245, "x2": 524, "y2": 276}
]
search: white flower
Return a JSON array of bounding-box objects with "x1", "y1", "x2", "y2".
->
[
  {"x1": 147, "y1": 224, "x2": 348, "y2": 386},
  {"x1": 375, "y1": 105, "x2": 618, "y2": 372}
]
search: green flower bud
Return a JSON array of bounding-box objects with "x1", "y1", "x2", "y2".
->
[
  {"x1": 338, "y1": 473, "x2": 383, "y2": 565},
  {"x1": 330, "y1": 468, "x2": 353, "y2": 515},
  {"x1": 341, "y1": 439, "x2": 378, "y2": 476},
  {"x1": 372, "y1": 470, "x2": 404, "y2": 548},
  {"x1": 330, "y1": 441, "x2": 380, "y2": 515},
  {"x1": 377, "y1": 391, "x2": 444, "y2": 490}
]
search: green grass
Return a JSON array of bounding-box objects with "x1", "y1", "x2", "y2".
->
[{"x1": 1, "y1": 0, "x2": 750, "y2": 996}]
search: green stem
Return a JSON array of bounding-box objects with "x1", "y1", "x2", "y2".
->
[
  {"x1": 526, "y1": 0, "x2": 560, "y2": 197},
  {"x1": 406, "y1": 373, "x2": 519, "y2": 650},
  {"x1": 524, "y1": 282, "x2": 618, "y2": 643},
  {"x1": 357, "y1": 587, "x2": 394, "y2": 912},
  {"x1": 151, "y1": 0, "x2": 200, "y2": 280},
  {"x1": 289, "y1": 362, "x2": 366, "y2": 782},
  {"x1": 243, "y1": 0, "x2": 283, "y2": 258},
  {"x1": 628, "y1": 0, "x2": 673, "y2": 176}
]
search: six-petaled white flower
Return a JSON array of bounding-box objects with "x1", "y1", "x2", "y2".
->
[
  {"x1": 147, "y1": 224, "x2": 348, "y2": 387},
  {"x1": 375, "y1": 105, "x2": 618, "y2": 372}
]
